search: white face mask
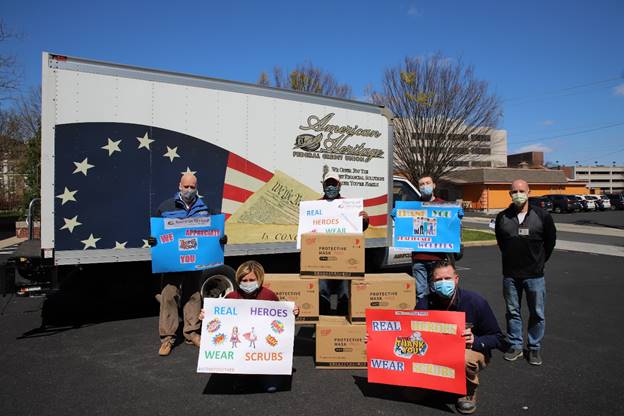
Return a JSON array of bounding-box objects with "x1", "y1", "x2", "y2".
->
[{"x1": 239, "y1": 281, "x2": 259, "y2": 294}]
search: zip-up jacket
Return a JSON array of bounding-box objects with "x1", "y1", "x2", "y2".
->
[
  {"x1": 155, "y1": 193, "x2": 212, "y2": 218},
  {"x1": 420, "y1": 288, "x2": 505, "y2": 357},
  {"x1": 495, "y1": 203, "x2": 556, "y2": 279}
]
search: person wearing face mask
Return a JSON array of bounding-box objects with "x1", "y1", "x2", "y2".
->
[
  {"x1": 150, "y1": 173, "x2": 227, "y2": 356},
  {"x1": 419, "y1": 260, "x2": 505, "y2": 414},
  {"x1": 200, "y1": 261, "x2": 299, "y2": 392},
  {"x1": 495, "y1": 179, "x2": 556, "y2": 366},
  {"x1": 412, "y1": 175, "x2": 453, "y2": 309},
  {"x1": 318, "y1": 172, "x2": 369, "y2": 315}
]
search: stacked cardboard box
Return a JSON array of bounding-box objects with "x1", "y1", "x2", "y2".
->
[
  {"x1": 300, "y1": 233, "x2": 365, "y2": 278},
  {"x1": 314, "y1": 316, "x2": 367, "y2": 369},
  {"x1": 263, "y1": 274, "x2": 319, "y2": 322},
  {"x1": 349, "y1": 273, "x2": 416, "y2": 323}
]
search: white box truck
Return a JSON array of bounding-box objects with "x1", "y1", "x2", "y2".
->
[{"x1": 9, "y1": 52, "x2": 417, "y2": 295}]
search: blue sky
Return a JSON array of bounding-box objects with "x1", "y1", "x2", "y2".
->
[{"x1": 2, "y1": 0, "x2": 623, "y2": 165}]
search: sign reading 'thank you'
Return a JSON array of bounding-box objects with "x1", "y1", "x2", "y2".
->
[{"x1": 393, "y1": 201, "x2": 462, "y2": 253}]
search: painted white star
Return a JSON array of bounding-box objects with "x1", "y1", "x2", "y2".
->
[
  {"x1": 101, "y1": 138, "x2": 122, "y2": 156},
  {"x1": 114, "y1": 241, "x2": 127, "y2": 250},
  {"x1": 163, "y1": 146, "x2": 180, "y2": 162},
  {"x1": 81, "y1": 233, "x2": 101, "y2": 250},
  {"x1": 137, "y1": 132, "x2": 154, "y2": 150},
  {"x1": 56, "y1": 187, "x2": 78, "y2": 205},
  {"x1": 181, "y1": 166, "x2": 197, "y2": 175},
  {"x1": 59, "y1": 216, "x2": 82, "y2": 233},
  {"x1": 73, "y1": 158, "x2": 95, "y2": 176},
  {"x1": 141, "y1": 239, "x2": 151, "y2": 248}
]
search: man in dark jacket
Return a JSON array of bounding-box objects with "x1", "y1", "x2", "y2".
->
[
  {"x1": 419, "y1": 260, "x2": 505, "y2": 414},
  {"x1": 318, "y1": 172, "x2": 368, "y2": 315},
  {"x1": 151, "y1": 173, "x2": 226, "y2": 356},
  {"x1": 495, "y1": 179, "x2": 556, "y2": 366}
]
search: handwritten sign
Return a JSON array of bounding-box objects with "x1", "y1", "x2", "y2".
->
[
  {"x1": 197, "y1": 298, "x2": 296, "y2": 375},
  {"x1": 367, "y1": 309, "x2": 466, "y2": 395},
  {"x1": 297, "y1": 198, "x2": 363, "y2": 248},
  {"x1": 393, "y1": 201, "x2": 462, "y2": 252},
  {"x1": 150, "y1": 215, "x2": 225, "y2": 273}
]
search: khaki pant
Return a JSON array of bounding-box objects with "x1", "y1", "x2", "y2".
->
[
  {"x1": 465, "y1": 349, "x2": 487, "y2": 395},
  {"x1": 159, "y1": 272, "x2": 202, "y2": 343}
]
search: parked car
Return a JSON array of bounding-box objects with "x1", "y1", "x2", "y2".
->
[
  {"x1": 598, "y1": 194, "x2": 612, "y2": 210},
  {"x1": 529, "y1": 196, "x2": 553, "y2": 212},
  {"x1": 605, "y1": 193, "x2": 624, "y2": 210},
  {"x1": 585, "y1": 195, "x2": 606, "y2": 211},
  {"x1": 544, "y1": 194, "x2": 583, "y2": 213},
  {"x1": 576, "y1": 195, "x2": 596, "y2": 211}
]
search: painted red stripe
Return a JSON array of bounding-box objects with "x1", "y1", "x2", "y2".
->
[
  {"x1": 364, "y1": 194, "x2": 388, "y2": 207},
  {"x1": 227, "y1": 152, "x2": 273, "y2": 183},
  {"x1": 223, "y1": 184, "x2": 253, "y2": 203},
  {"x1": 368, "y1": 213, "x2": 387, "y2": 226},
  {"x1": 224, "y1": 213, "x2": 231, "y2": 221}
]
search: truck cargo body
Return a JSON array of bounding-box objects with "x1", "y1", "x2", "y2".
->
[{"x1": 40, "y1": 53, "x2": 394, "y2": 267}]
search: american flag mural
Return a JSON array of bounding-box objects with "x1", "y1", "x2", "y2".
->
[{"x1": 54, "y1": 122, "x2": 388, "y2": 252}]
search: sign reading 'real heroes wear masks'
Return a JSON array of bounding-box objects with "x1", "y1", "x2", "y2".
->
[
  {"x1": 297, "y1": 198, "x2": 363, "y2": 249},
  {"x1": 392, "y1": 201, "x2": 462, "y2": 253},
  {"x1": 366, "y1": 309, "x2": 466, "y2": 395},
  {"x1": 150, "y1": 215, "x2": 225, "y2": 273},
  {"x1": 197, "y1": 298, "x2": 296, "y2": 375}
]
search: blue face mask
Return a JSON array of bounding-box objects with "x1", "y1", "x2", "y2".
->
[
  {"x1": 433, "y1": 280, "x2": 456, "y2": 298},
  {"x1": 419, "y1": 185, "x2": 434, "y2": 197},
  {"x1": 324, "y1": 185, "x2": 340, "y2": 200}
]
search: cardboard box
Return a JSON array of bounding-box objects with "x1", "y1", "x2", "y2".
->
[
  {"x1": 263, "y1": 274, "x2": 319, "y2": 322},
  {"x1": 300, "y1": 233, "x2": 365, "y2": 278},
  {"x1": 349, "y1": 273, "x2": 416, "y2": 323},
  {"x1": 315, "y1": 316, "x2": 367, "y2": 369}
]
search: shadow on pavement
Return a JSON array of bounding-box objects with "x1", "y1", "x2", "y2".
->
[
  {"x1": 18, "y1": 262, "x2": 159, "y2": 337},
  {"x1": 203, "y1": 373, "x2": 294, "y2": 395},
  {"x1": 353, "y1": 375, "x2": 455, "y2": 413}
]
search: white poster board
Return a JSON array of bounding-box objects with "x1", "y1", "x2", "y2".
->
[
  {"x1": 297, "y1": 198, "x2": 364, "y2": 248},
  {"x1": 197, "y1": 298, "x2": 295, "y2": 375}
]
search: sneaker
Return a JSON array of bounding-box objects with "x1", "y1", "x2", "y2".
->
[
  {"x1": 455, "y1": 391, "x2": 477, "y2": 414},
  {"x1": 528, "y1": 350, "x2": 542, "y2": 366},
  {"x1": 159, "y1": 340, "x2": 173, "y2": 356},
  {"x1": 185, "y1": 333, "x2": 201, "y2": 348},
  {"x1": 503, "y1": 348, "x2": 524, "y2": 361}
]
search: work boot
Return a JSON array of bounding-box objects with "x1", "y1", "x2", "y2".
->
[
  {"x1": 185, "y1": 333, "x2": 201, "y2": 347},
  {"x1": 528, "y1": 349, "x2": 542, "y2": 366},
  {"x1": 159, "y1": 339, "x2": 173, "y2": 356},
  {"x1": 503, "y1": 347, "x2": 523, "y2": 361},
  {"x1": 455, "y1": 390, "x2": 477, "y2": 414}
]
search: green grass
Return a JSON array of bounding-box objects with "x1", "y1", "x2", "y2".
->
[{"x1": 462, "y1": 228, "x2": 496, "y2": 242}]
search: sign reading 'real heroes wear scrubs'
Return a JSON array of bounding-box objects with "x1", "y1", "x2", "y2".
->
[
  {"x1": 297, "y1": 198, "x2": 363, "y2": 249},
  {"x1": 366, "y1": 309, "x2": 466, "y2": 395},
  {"x1": 150, "y1": 215, "x2": 225, "y2": 273},
  {"x1": 392, "y1": 201, "x2": 462, "y2": 253},
  {"x1": 197, "y1": 298, "x2": 296, "y2": 375}
]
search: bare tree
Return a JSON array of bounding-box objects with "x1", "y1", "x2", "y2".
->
[
  {"x1": 257, "y1": 62, "x2": 352, "y2": 98},
  {"x1": 372, "y1": 54, "x2": 502, "y2": 184},
  {"x1": 0, "y1": 20, "x2": 20, "y2": 101}
]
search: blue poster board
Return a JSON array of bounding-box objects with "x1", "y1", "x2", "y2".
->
[
  {"x1": 150, "y1": 215, "x2": 225, "y2": 273},
  {"x1": 393, "y1": 201, "x2": 462, "y2": 253}
]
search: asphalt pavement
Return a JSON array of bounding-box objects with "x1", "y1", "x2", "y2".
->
[{"x1": 0, "y1": 246, "x2": 622, "y2": 416}]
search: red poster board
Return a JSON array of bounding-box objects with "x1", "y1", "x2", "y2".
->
[{"x1": 366, "y1": 309, "x2": 466, "y2": 395}]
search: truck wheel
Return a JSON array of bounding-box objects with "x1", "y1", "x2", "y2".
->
[{"x1": 200, "y1": 265, "x2": 236, "y2": 298}]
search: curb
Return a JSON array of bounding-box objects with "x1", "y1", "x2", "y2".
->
[{"x1": 462, "y1": 240, "x2": 498, "y2": 247}]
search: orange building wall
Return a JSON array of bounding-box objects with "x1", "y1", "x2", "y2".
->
[{"x1": 461, "y1": 183, "x2": 588, "y2": 210}]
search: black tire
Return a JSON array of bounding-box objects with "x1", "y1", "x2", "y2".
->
[{"x1": 200, "y1": 265, "x2": 236, "y2": 298}]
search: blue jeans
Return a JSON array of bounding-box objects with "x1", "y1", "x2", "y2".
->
[
  {"x1": 503, "y1": 277, "x2": 546, "y2": 351},
  {"x1": 412, "y1": 260, "x2": 435, "y2": 301},
  {"x1": 319, "y1": 280, "x2": 349, "y2": 302}
]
